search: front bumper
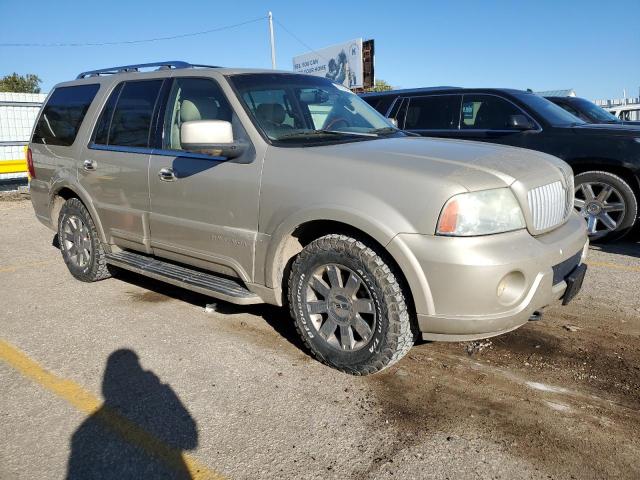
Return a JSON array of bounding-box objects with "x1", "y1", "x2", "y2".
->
[{"x1": 388, "y1": 213, "x2": 588, "y2": 341}]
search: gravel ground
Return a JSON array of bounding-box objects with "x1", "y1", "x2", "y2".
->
[{"x1": 1, "y1": 198, "x2": 639, "y2": 479}]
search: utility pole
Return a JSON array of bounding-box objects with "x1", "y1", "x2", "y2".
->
[{"x1": 268, "y1": 11, "x2": 276, "y2": 69}]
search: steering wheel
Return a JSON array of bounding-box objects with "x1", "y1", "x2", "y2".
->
[{"x1": 324, "y1": 117, "x2": 349, "y2": 130}]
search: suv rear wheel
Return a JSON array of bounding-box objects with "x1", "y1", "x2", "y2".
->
[
  {"x1": 288, "y1": 234, "x2": 415, "y2": 375},
  {"x1": 58, "y1": 198, "x2": 111, "y2": 282},
  {"x1": 574, "y1": 171, "x2": 638, "y2": 242}
]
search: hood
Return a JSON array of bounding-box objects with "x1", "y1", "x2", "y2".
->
[{"x1": 314, "y1": 136, "x2": 569, "y2": 192}]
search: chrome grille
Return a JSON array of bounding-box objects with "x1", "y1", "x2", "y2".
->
[{"x1": 527, "y1": 181, "x2": 567, "y2": 231}]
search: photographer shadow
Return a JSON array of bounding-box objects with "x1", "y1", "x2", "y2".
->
[{"x1": 66, "y1": 349, "x2": 198, "y2": 479}]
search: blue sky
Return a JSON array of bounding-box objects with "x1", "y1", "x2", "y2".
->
[{"x1": 1, "y1": 0, "x2": 638, "y2": 100}]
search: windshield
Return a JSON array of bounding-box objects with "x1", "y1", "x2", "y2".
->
[
  {"x1": 570, "y1": 98, "x2": 620, "y2": 123},
  {"x1": 514, "y1": 93, "x2": 586, "y2": 127},
  {"x1": 228, "y1": 73, "x2": 399, "y2": 145}
]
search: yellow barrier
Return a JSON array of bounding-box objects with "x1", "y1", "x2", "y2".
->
[{"x1": 0, "y1": 159, "x2": 28, "y2": 174}]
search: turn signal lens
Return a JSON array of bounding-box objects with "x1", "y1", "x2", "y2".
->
[{"x1": 437, "y1": 199, "x2": 459, "y2": 234}]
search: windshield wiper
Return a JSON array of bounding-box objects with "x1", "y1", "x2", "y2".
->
[
  {"x1": 367, "y1": 126, "x2": 399, "y2": 135},
  {"x1": 277, "y1": 129, "x2": 375, "y2": 140}
]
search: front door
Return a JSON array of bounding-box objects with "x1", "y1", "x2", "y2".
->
[
  {"x1": 454, "y1": 94, "x2": 533, "y2": 148},
  {"x1": 148, "y1": 77, "x2": 261, "y2": 281}
]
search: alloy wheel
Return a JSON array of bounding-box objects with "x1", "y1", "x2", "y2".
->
[
  {"x1": 61, "y1": 215, "x2": 92, "y2": 268},
  {"x1": 574, "y1": 181, "x2": 626, "y2": 240},
  {"x1": 304, "y1": 264, "x2": 377, "y2": 352}
]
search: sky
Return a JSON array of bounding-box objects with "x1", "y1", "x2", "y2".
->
[{"x1": 1, "y1": 0, "x2": 638, "y2": 100}]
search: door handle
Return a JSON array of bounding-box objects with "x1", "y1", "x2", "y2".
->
[
  {"x1": 158, "y1": 167, "x2": 177, "y2": 182},
  {"x1": 83, "y1": 159, "x2": 96, "y2": 171}
]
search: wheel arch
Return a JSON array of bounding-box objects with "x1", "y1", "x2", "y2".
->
[
  {"x1": 50, "y1": 182, "x2": 107, "y2": 243},
  {"x1": 265, "y1": 216, "x2": 427, "y2": 318},
  {"x1": 569, "y1": 160, "x2": 640, "y2": 195}
]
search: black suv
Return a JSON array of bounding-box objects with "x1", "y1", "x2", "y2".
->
[
  {"x1": 362, "y1": 87, "x2": 640, "y2": 241},
  {"x1": 546, "y1": 96, "x2": 640, "y2": 126}
]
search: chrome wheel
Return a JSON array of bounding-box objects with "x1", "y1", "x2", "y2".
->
[
  {"x1": 61, "y1": 215, "x2": 92, "y2": 268},
  {"x1": 304, "y1": 264, "x2": 376, "y2": 352},
  {"x1": 574, "y1": 181, "x2": 626, "y2": 240}
]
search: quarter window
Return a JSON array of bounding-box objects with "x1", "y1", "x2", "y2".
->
[
  {"x1": 461, "y1": 94, "x2": 525, "y2": 130},
  {"x1": 93, "y1": 80, "x2": 163, "y2": 148},
  {"x1": 405, "y1": 95, "x2": 461, "y2": 130},
  {"x1": 32, "y1": 84, "x2": 100, "y2": 146}
]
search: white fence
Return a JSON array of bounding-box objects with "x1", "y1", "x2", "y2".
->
[{"x1": 0, "y1": 92, "x2": 46, "y2": 181}]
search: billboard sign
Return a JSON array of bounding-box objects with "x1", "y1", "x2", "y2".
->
[{"x1": 293, "y1": 38, "x2": 364, "y2": 89}]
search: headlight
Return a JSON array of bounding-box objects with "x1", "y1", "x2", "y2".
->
[{"x1": 436, "y1": 188, "x2": 525, "y2": 236}]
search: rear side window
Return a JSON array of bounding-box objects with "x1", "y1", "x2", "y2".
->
[
  {"x1": 405, "y1": 95, "x2": 461, "y2": 130},
  {"x1": 93, "y1": 80, "x2": 163, "y2": 148},
  {"x1": 32, "y1": 84, "x2": 99, "y2": 146}
]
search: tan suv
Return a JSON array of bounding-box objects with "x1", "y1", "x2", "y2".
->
[{"x1": 28, "y1": 61, "x2": 588, "y2": 374}]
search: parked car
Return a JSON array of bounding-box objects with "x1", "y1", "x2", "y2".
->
[
  {"x1": 609, "y1": 104, "x2": 640, "y2": 124},
  {"x1": 362, "y1": 87, "x2": 640, "y2": 241},
  {"x1": 28, "y1": 63, "x2": 588, "y2": 374},
  {"x1": 546, "y1": 95, "x2": 640, "y2": 126}
]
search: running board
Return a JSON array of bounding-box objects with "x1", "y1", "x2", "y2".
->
[{"x1": 105, "y1": 251, "x2": 262, "y2": 305}]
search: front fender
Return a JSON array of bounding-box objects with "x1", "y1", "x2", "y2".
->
[{"x1": 260, "y1": 205, "x2": 436, "y2": 316}]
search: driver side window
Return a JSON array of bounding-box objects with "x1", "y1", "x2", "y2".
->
[
  {"x1": 461, "y1": 94, "x2": 524, "y2": 130},
  {"x1": 163, "y1": 78, "x2": 232, "y2": 151}
]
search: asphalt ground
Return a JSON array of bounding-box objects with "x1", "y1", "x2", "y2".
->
[{"x1": 1, "y1": 197, "x2": 639, "y2": 479}]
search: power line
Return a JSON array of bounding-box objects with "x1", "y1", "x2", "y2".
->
[
  {"x1": 0, "y1": 16, "x2": 267, "y2": 47},
  {"x1": 274, "y1": 19, "x2": 328, "y2": 62}
]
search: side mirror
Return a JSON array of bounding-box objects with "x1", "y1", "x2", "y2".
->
[
  {"x1": 508, "y1": 114, "x2": 536, "y2": 130},
  {"x1": 180, "y1": 120, "x2": 246, "y2": 158}
]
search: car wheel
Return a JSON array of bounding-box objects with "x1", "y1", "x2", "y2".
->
[
  {"x1": 58, "y1": 198, "x2": 111, "y2": 282},
  {"x1": 574, "y1": 171, "x2": 638, "y2": 242},
  {"x1": 288, "y1": 234, "x2": 415, "y2": 375}
]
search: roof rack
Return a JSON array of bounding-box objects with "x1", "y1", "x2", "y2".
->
[{"x1": 76, "y1": 61, "x2": 220, "y2": 79}]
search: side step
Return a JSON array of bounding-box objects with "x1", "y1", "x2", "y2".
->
[{"x1": 105, "y1": 251, "x2": 262, "y2": 305}]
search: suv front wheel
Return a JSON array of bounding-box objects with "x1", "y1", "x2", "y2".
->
[
  {"x1": 58, "y1": 198, "x2": 111, "y2": 282},
  {"x1": 574, "y1": 171, "x2": 638, "y2": 242},
  {"x1": 288, "y1": 234, "x2": 415, "y2": 375}
]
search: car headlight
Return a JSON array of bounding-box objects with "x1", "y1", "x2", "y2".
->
[{"x1": 436, "y1": 188, "x2": 526, "y2": 236}]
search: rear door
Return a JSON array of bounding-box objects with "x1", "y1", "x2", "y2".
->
[
  {"x1": 402, "y1": 94, "x2": 462, "y2": 137},
  {"x1": 79, "y1": 79, "x2": 164, "y2": 252},
  {"x1": 147, "y1": 76, "x2": 260, "y2": 281}
]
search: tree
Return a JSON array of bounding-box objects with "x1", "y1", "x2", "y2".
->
[
  {"x1": 367, "y1": 79, "x2": 394, "y2": 92},
  {"x1": 0, "y1": 73, "x2": 42, "y2": 93}
]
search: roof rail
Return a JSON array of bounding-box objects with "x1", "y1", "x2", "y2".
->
[{"x1": 76, "y1": 61, "x2": 220, "y2": 79}]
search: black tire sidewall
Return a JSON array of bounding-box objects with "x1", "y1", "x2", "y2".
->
[
  {"x1": 575, "y1": 171, "x2": 638, "y2": 241},
  {"x1": 58, "y1": 199, "x2": 101, "y2": 281},
  {"x1": 290, "y1": 247, "x2": 391, "y2": 370}
]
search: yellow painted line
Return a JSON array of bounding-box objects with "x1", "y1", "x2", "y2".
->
[
  {"x1": 0, "y1": 339, "x2": 225, "y2": 480},
  {"x1": 0, "y1": 159, "x2": 27, "y2": 174},
  {"x1": 0, "y1": 260, "x2": 57, "y2": 273},
  {"x1": 586, "y1": 261, "x2": 640, "y2": 273}
]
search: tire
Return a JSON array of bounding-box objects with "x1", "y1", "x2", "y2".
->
[
  {"x1": 288, "y1": 234, "x2": 415, "y2": 375},
  {"x1": 574, "y1": 171, "x2": 638, "y2": 242},
  {"x1": 58, "y1": 198, "x2": 111, "y2": 282}
]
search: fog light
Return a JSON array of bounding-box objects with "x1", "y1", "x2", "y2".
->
[{"x1": 496, "y1": 271, "x2": 526, "y2": 306}]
